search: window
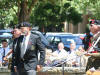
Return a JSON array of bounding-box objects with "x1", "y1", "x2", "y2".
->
[
  {"x1": 53, "y1": 37, "x2": 61, "y2": 45},
  {"x1": 46, "y1": 36, "x2": 54, "y2": 43}
]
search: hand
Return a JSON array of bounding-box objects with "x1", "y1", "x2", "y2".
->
[
  {"x1": 72, "y1": 61, "x2": 76, "y2": 65},
  {"x1": 85, "y1": 53, "x2": 92, "y2": 56},
  {"x1": 3, "y1": 57, "x2": 8, "y2": 61},
  {"x1": 2, "y1": 61, "x2": 8, "y2": 66},
  {"x1": 14, "y1": 66, "x2": 17, "y2": 72},
  {"x1": 36, "y1": 65, "x2": 42, "y2": 72}
]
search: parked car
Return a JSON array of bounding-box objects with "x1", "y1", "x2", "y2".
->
[
  {"x1": 0, "y1": 29, "x2": 12, "y2": 37},
  {"x1": 46, "y1": 34, "x2": 85, "y2": 51},
  {"x1": 31, "y1": 30, "x2": 52, "y2": 50},
  {"x1": 0, "y1": 29, "x2": 12, "y2": 48},
  {"x1": 45, "y1": 32, "x2": 72, "y2": 38},
  {"x1": 0, "y1": 29, "x2": 52, "y2": 50}
]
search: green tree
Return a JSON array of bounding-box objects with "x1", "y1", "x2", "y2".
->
[
  {"x1": 0, "y1": 0, "x2": 38, "y2": 28},
  {"x1": 71, "y1": 0, "x2": 100, "y2": 19},
  {"x1": 0, "y1": 0, "x2": 82, "y2": 31},
  {"x1": 31, "y1": 0, "x2": 82, "y2": 32}
]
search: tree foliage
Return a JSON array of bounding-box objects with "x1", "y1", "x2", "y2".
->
[
  {"x1": 0, "y1": 0, "x2": 82, "y2": 31},
  {"x1": 31, "y1": 0, "x2": 82, "y2": 31},
  {"x1": 71, "y1": 0, "x2": 100, "y2": 19},
  {"x1": 0, "y1": 0, "x2": 38, "y2": 28}
]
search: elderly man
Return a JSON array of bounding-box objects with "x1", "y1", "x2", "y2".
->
[
  {"x1": 86, "y1": 19, "x2": 100, "y2": 71},
  {"x1": 47, "y1": 42, "x2": 68, "y2": 66},
  {"x1": 67, "y1": 41, "x2": 78, "y2": 67},
  {"x1": 13, "y1": 22, "x2": 45, "y2": 75},
  {"x1": 52, "y1": 42, "x2": 68, "y2": 60}
]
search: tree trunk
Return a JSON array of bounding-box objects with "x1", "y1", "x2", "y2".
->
[
  {"x1": 18, "y1": 1, "x2": 30, "y2": 23},
  {"x1": 81, "y1": 14, "x2": 89, "y2": 33}
]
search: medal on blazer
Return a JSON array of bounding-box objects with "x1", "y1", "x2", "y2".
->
[
  {"x1": 31, "y1": 45, "x2": 35, "y2": 50},
  {"x1": 28, "y1": 41, "x2": 32, "y2": 45}
]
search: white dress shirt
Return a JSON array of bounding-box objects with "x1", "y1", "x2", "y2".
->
[
  {"x1": 50, "y1": 49, "x2": 68, "y2": 61},
  {"x1": 21, "y1": 33, "x2": 30, "y2": 58},
  {"x1": 0, "y1": 47, "x2": 10, "y2": 62}
]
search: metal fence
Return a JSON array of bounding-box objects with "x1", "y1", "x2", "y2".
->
[
  {"x1": 38, "y1": 67, "x2": 86, "y2": 75},
  {"x1": 0, "y1": 66, "x2": 86, "y2": 75}
]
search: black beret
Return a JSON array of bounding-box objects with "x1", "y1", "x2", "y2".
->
[
  {"x1": 1, "y1": 39, "x2": 7, "y2": 43},
  {"x1": 90, "y1": 19, "x2": 100, "y2": 25},
  {"x1": 13, "y1": 24, "x2": 20, "y2": 29},
  {"x1": 19, "y1": 22, "x2": 31, "y2": 27}
]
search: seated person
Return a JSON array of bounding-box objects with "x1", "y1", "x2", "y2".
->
[
  {"x1": 76, "y1": 46, "x2": 89, "y2": 67},
  {"x1": 45, "y1": 42, "x2": 68, "y2": 66},
  {"x1": 67, "y1": 41, "x2": 78, "y2": 67}
]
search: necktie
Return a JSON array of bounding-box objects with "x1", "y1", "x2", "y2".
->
[
  {"x1": 21, "y1": 37, "x2": 26, "y2": 58},
  {"x1": 58, "y1": 50, "x2": 61, "y2": 54},
  {"x1": 2, "y1": 48, "x2": 5, "y2": 62}
]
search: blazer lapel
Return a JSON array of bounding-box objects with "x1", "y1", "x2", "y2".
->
[{"x1": 20, "y1": 36, "x2": 24, "y2": 49}]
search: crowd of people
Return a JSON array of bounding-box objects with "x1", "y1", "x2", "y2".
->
[
  {"x1": 0, "y1": 22, "x2": 45, "y2": 75},
  {"x1": 44, "y1": 19, "x2": 100, "y2": 75},
  {"x1": 0, "y1": 19, "x2": 100, "y2": 75},
  {"x1": 45, "y1": 41, "x2": 88, "y2": 67}
]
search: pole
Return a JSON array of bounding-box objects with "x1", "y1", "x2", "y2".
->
[{"x1": 62, "y1": 63, "x2": 64, "y2": 75}]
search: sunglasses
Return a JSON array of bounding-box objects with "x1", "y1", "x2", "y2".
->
[
  {"x1": 90, "y1": 24, "x2": 93, "y2": 27},
  {"x1": 90, "y1": 24, "x2": 96, "y2": 27}
]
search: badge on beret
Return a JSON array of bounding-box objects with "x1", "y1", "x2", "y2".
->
[
  {"x1": 21, "y1": 23, "x2": 24, "y2": 27},
  {"x1": 19, "y1": 22, "x2": 31, "y2": 27}
]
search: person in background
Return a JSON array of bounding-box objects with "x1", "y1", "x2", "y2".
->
[
  {"x1": 76, "y1": 46, "x2": 88, "y2": 67},
  {"x1": 4, "y1": 26, "x2": 21, "y2": 60},
  {"x1": 0, "y1": 39, "x2": 10, "y2": 66},
  {"x1": 67, "y1": 41, "x2": 78, "y2": 67},
  {"x1": 3, "y1": 26, "x2": 21, "y2": 75},
  {"x1": 45, "y1": 42, "x2": 68, "y2": 66},
  {"x1": 52, "y1": 42, "x2": 68, "y2": 59},
  {"x1": 82, "y1": 31, "x2": 93, "y2": 51},
  {"x1": 52, "y1": 42, "x2": 68, "y2": 66}
]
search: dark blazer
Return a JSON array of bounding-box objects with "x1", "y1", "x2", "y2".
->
[
  {"x1": 14, "y1": 33, "x2": 45, "y2": 71},
  {"x1": 11, "y1": 38, "x2": 18, "y2": 72}
]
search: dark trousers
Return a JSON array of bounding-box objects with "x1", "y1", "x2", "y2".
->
[
  {"x1": 86, "y1": 56, "x2": 100, "y2": 71},
  {"x1": 11, "y1": 72, "x2": 18, "y2": 75},
  {"x1": 17, "y1": 69, "x2": 36, "y2": 75}
]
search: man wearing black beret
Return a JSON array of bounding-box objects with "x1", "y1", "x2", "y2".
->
[{"x1": 13, "y1": 22, "x2": 45, "y2": 75}]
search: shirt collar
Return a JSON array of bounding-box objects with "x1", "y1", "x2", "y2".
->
[{"x1": 24, "y1": 32, "x2": 31, "y2": 39}]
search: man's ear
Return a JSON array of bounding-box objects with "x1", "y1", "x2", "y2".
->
[
  {"x1": 29, "y1": 27, "x2": 32, "y2": 30},
  {"x1": 27, "y1": 27, "x2": 30, "y2": 31}
]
